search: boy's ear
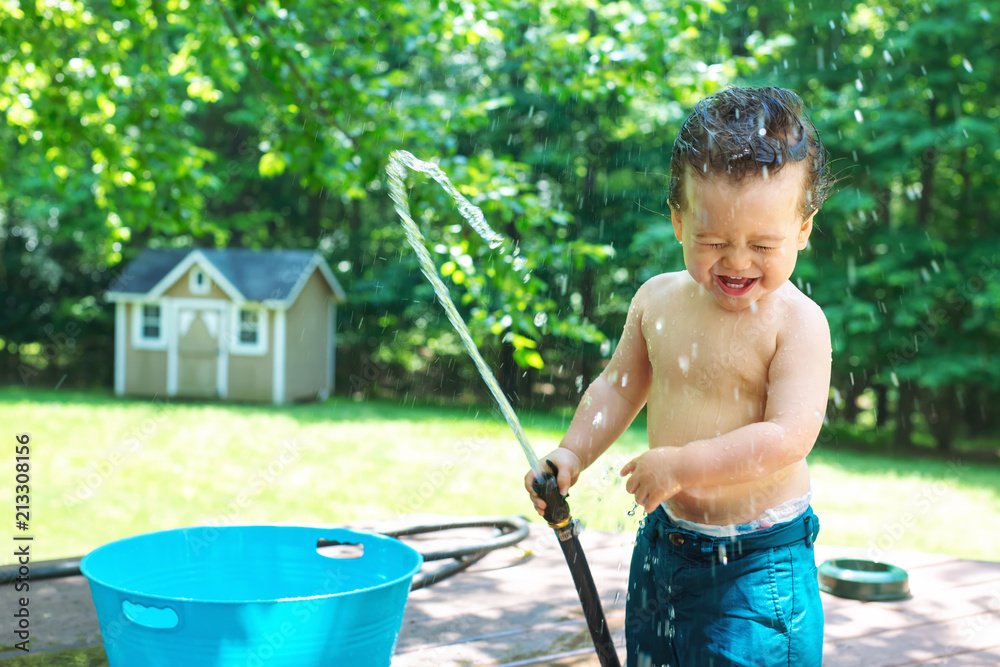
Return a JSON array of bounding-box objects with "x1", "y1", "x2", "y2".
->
[
  {"x1": 671, "y1": 208, "x2": 683, "y2": 243},
  {"x1": 796, "y1": 212, "x2": 816, "y2": 250}
]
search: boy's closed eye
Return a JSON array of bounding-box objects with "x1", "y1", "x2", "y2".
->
[{"x1": 700, "y1": 242, "x2": 777, "y2": 253}]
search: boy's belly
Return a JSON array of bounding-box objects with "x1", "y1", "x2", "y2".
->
[
  {"x1": 646, "y1": 383, "x2": 813, "y2": 526},
  {"x1": 664, "y1": 461, "x2": 812, "y2": 526}
]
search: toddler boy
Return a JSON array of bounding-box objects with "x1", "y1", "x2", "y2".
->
[{"x1": 526, "y1": 86, "x2": 833, "y2": 667}]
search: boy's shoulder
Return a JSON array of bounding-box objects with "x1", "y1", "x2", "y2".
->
[
  {"x1": 634, "y1": 270, "x2": 691, "y2": 302},
  {"x1": 772, "y1": 282, "x2": 831, "y2": 336}
]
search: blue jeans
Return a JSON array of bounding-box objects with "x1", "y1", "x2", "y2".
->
[{"x1": 625, "y1": 506, "x2": 823, "y2": 667}]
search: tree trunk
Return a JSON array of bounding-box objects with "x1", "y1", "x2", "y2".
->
[
  {"x1": 893, "y1": 382, "x2": 915, "y2": 448},
  {"x1": 875, "y1": 383, "x2": 890, "y2": 428},
  {"x1": 928, "y1": 388, "x2": 957, "y2": 452},
  {"x1": 842, "y1": 381, "x2": 862, "y2": 424},
  {"x1": 964, "y1": 385, "x2": 990, "y2": 435}
]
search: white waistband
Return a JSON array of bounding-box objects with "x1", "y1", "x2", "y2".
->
[{"x1": 661, "y1": 490, "x2": 812, "y2": 538}]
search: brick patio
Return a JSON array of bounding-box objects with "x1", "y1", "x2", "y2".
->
[{"x1": 3, "y1": 518, "x2": 998, "y2": 665}]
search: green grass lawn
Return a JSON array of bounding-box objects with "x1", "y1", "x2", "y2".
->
[{"x1": 2, "y1": 386, "x2": 999, "y2": 564}]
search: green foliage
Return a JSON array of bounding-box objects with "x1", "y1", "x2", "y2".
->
[
  {"x1": 722, "y1": 0, "x2": 1000, "y2": 447},
  {"x1": 1, "y1": 0, "x2": 998, "y2": 446}
]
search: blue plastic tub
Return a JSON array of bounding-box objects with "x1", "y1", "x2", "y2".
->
[{"x1": 80, "y1": 525, "x2": 423, "y2": 666}]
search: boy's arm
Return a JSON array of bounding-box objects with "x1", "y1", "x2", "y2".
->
[
  {"x1": 623, "y1": 298, "x2": 831, "y2": 509},
  {"x1": 548, "y1": 284, "x2": 653, "y2": 485}
]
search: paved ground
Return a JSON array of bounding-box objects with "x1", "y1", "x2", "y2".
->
[{"x1": 2, "y1": 517, "x2": 999, "y2": 665}]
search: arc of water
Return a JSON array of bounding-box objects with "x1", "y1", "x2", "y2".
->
[{"x1": 386, "y1": 150, "x2": 543, "y2": 476}]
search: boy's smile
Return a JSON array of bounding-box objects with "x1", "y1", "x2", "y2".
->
[
  {"x1": 715, "y1": 275, "x2": 758, "y2": 296},
  {"x1": 671, "y1": 164, "x2": 815, "y2": 312}
]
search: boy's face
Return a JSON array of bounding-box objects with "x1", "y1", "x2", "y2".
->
[{"x1": 671, "y1": 164, "x2": 815, "y2": 312}]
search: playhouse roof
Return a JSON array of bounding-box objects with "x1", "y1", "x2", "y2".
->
[{"x1": 106, "y1": 248, "x2": 345, "y2": 305}]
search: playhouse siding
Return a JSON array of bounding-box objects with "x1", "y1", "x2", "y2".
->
[
  {"x1": 227, "y1": 311, "x2": 275, "y2": 403},
  {"x1": 284, "y1": 270, "x2": 332, "y2": 400},
  {"x1": 122, "y1": 303, "x2": 169, "y2": 396},
  {"x1": 164, "y1": 267, "x2": 230, "y2": 300},
  {"x1": 111, "y1": 248, "x2": 344, "y2": 404}
]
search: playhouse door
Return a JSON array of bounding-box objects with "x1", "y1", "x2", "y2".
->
[{"x1": 177, "y1": 307, "x2": 221, "y2": 398}]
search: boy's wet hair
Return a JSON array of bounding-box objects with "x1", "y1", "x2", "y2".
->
[{"x1": 668, "y1": 86, "x2": 831, "y2": 218}]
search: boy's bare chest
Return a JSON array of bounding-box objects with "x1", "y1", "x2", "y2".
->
[{"x1": 641, "y1": 299, "x2": 781, "y2": 399}]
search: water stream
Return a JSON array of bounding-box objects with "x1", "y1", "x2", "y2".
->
[{"x1": 386, "y1": 150, "x2": 543, "y2": 476}]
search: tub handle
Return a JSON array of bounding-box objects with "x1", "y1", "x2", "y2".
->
[
  {"x1": 316, "y1": 538, "x2": 365, "y2": 559},
  {"x1": 122, "y1": 599, "x2": 180, "y2": 629}
]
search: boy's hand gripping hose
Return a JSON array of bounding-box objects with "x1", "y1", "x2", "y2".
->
[{"x1": 533, "y1": 460, "x2": 622, "y2": 667}]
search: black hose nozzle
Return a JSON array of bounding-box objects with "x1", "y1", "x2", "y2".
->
[{"x1": 532, "y1": 459, "x2": 572, "y2": 527}]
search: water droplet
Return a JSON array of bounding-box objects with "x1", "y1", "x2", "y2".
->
[
  {"x1": 593, "y1": 411, "x2": 604, "y2": 427},
  {"x1": 533, "y1": 312, "x2": 548, "y2": 327},
  {"x1": 600, "y1": 339, "x2": 611, "y2": 356},
  {"x1": 576, "y1": 375, "x2": 585, "y2": 392},
  {"x1": 854, "y1": 109, "x2": 864, "y2": 123},
  {"x1": 621, "y1": 373, "x2": 629, "y2": 388},
  {"x1": 513, "y1": 256, "x2": 528, "y2": 272},
  {"x1": 962, "y1": 58, "x2": 973, "y2": 73},
  {"x1": 749, "y1": 300, "x2": 758, "y2": 313},
  {"x1": 655, "y1": 319, "x2": 664, "y2": 332},
  {"x1": 690, "y1": 342, "x2": 698, "y2": 360},
  {"x1": 678, "y1": 355, "x2": 690, "y2": 375},
  {"x1": 891, "y1": 372, "x2": 900, "y2": 387}
]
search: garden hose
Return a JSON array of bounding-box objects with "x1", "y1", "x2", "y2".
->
[
  {"x1": 0, "y1": 515, "x2": 531, "y2": 592},
  {"x1": 533, "y1": 460, "x2": 622, "y2": 667}
]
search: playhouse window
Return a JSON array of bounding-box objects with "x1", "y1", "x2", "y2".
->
[
  {"x1": 239, "y1": 309, "x2": 260, "y2": 344},
  {"x1": 189, "y1": 268, "x2": 210, "y2": 295},
  {"x1": 141, "y1": 305, "x2": 161, "y2": 339}
]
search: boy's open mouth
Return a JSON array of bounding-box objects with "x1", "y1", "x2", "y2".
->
[{"x1": 714, "y1": 275, "x2": 758, "y2": 296}]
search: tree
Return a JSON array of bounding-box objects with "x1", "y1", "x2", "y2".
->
[
  {"x1": 719, "y1": 0, "x2": 1000, "y2": 448},
  {"x1": 3, "y1": 0, "x2": 997, "y2": 453}
]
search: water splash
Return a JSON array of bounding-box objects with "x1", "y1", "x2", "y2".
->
[
  {"x1": 678, "y1": 355, "x2": 690, "y2": 375},
  {"x1": 386, "y1": 150, "x2": 543, "y2": 475}
]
